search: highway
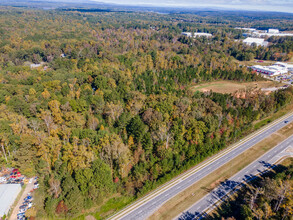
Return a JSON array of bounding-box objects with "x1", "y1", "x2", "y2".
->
[
  {"x1": 176, "y1": 134, "x2": 293, "y2": 220},
  {"x1": 109, "y1": 112, "x2": 293, "y2": 220}
]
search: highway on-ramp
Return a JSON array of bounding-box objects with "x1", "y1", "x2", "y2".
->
[
  {"x1": 176, "y1": 134, "x2": 293, "y2": 220},
  {"x1": 109, "y1": 112, "x2": 293, "y2": 220}
]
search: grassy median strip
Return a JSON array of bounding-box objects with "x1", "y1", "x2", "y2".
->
[{"x1": 148, "y1": 122, "x2": 293, "y2": 220}]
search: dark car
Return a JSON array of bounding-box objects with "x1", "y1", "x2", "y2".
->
[
  {"x1": 24, "y1": 196, "x2": 32, "y2": 201},
  {"x1": 17, "y1": 213, "x2": 25, "y2": 217},
  {"x1": 285, "y1": 120, "x2": 289, "y2": 123}
]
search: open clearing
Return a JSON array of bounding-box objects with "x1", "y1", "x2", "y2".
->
[
  {"x1": 148, "y1": 121, "x2": 293, "y2": 220},
  {"x1": 191, "y1": 80, "x2": 285, "y2": 94}
]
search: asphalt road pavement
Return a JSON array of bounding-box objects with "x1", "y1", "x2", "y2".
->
[
  {"x1": 176, "y1": 135, "x2": 293, "y2": 220},
  {"x1": 109, "y1": 112, "x2": 293, "y2": 220}
]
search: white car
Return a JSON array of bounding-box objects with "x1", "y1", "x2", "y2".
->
[
  {"x1": 28, "y1": 202, "x2": 33, "y2": 208},
  {"x1": 0, "y1": 177, "x2": 6, "y2": 183}
]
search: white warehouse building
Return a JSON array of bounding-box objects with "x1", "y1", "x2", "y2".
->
[
  {"x1": 268, "y1": 29, "x2": 280, "y2": 34},
  {"x1": 243, "y1": 37, "x2": 269, "y2": 47},
  {"x1": 250, "y1": 62, "x2": 289, "y2": 76},
  {"x1": 193, "y1": 33, "x2": 213, "y2": 38},
  {"x1": 181, "y1": 32, "x2": 213, "y2": 38}
]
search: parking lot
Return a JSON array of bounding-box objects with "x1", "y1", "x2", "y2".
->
[
  {"x1": 0, "y1": 168, "x2": 38, "y2": 220},
  {"x1": 9, "y1": 178, "x2": 38, "y2": 220}
]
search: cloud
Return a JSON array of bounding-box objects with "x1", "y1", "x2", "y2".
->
[{"x1": 92, "y1": 0, "x2": 293, "y2": 12}]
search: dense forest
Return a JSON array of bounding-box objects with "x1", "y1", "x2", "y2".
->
[
  {"x1": 0, "y1": 7, "x2": 293, "y2": 219},
  {"x1": 210, "y1": 160, "x2": 293, "y2": 219}
]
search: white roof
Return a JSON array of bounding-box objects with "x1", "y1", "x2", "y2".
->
[
  {"x1": 194, "y1": 33, "x2": 211, "y2": 35},
  {"x1": 243, "y1": 37, "x2": 264, "y2": 44},
  {"x1": 273, "y1": 62, "x2": 287, "y2": 67},
  {"x1": 0, "y1": 184, "x2": 21, "y2": 217}
]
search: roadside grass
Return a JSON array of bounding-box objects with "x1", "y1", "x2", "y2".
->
[
  {"x1": 254, "y1": 102, "x2": 293, "y2": 130},
  {"x1": 93, "y1": 196, "x2": 133, "y2": 220},
  {"x1": 280, "y1": 157, "x2": 293, "y2": 166},
  {"x1": 148, "y1": 122, "x2": 293, "y2": 220}
]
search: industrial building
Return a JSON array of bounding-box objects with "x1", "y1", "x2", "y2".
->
[
  {"x1": 235, "y1": 27, "x2": 256, "y2": 32},
  {"x1": 268, "y1": 29, "x2": 279, "y2": 34},
  {"x1": 0, "y1": 184, "x2": 21, "y2": 217},
  {"x1": 193, "y1": 33, "x2": 213, "y2": 38},
  {"x1": 240, "y1": 28, "x2": 293, "y2": 38},
  {"x1": 181, "y1": 32, "x2": 213, "y2": 38},
  {"x1": 250, "y1": 62, "x2": 290, "y2": 76},
  {"x1": 243, "y1": 37, "x2": 269, "y2": 47}
]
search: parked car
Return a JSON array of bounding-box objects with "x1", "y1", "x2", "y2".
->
[
  {"x1": 27, "y1": 202, "x2": 33, "y2": 208},
  {"x1": 19, "y1": 208, "x2": 26, "y2": 213},
  {"x1": 24, "y1": 195, "x2": 32, "y2": 201},
  {"x1": 12, "y1": 168, "x2": 19, "y2": 173},
  {"x1": 19, "y1": 205, "x2": 27, "y2": 209},
  {"x1": 0, "y1": 176, "x2": 7, "y2": 183}
]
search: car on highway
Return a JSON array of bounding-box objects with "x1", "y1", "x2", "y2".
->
[{"x1": 285, "y1": 120, "x2": 289, "y2": 123}]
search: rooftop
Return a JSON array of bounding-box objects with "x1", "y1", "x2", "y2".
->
[{"x1": 0, "y1": 184, "x2": 21, "y2": 217}]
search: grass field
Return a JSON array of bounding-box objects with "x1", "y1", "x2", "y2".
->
[
  {"x1": 148, "y1": 121, "x2": 293, "y2": 220},
  {"x1": 191, "y1": 80, "x2": 285, "y2": 94}
]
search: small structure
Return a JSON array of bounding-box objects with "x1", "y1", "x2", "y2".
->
[
  {"x1": 30, "y1": 63, "x2": 42, "y2": 69},
  {"x1": 243, "y1": 37, "x2": 268, "y2": 47},
  {"x1": 0, "y1": 184, "x2": 21, "y2": 217},
  {"x1": 268, "y1": 29, "x2": 279, "y2": 34}
]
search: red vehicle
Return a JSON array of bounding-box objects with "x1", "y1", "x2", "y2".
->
[
  {"x1": 257, "y1": 60, "x2": 264, "y2": 63},
  {"x1": 12, "y1": 168, "x2": 19, "y2": 173},
  {"x1": 10, "y1": 171, "x2": 21, "y2": 179}
]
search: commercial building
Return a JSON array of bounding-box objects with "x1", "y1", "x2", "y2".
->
[
  {"x1": 240, "y1": 28, "x2": 293, "y2": 38},
  {"x1": 193, "y1": 33, "x2": 212, "y2": 38},
  {"x1": 235, "y1": 27, "x2": 256, "y2": 32},
  {"x1": 181, "y1": 32, "x2": 213, "y2": 38},
  {"x1": 0, "y1": 184, "x2": 21, "y2": 217},
  {"x1": 250, "y1": 62, "x2": 289, "y2": 76},
  {"x1": 252, "y1": 32, "x2": 293, "y2": 38},
  {"x1": 268, "y1": 29, "x2": 279, "y2": 34},
  {"x1": 243, "y1": 37, "x2": 269, "y2": 47}
]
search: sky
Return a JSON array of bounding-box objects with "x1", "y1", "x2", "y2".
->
[{"x1": 92, "y1": 0, "x2": 293, "y2": 13}]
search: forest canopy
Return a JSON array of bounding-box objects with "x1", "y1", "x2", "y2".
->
[{"x1": 0, "y1": 7, "x2": 293, "y2": 219}]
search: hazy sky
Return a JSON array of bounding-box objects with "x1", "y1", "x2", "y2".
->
[{"x1": 93, "y1": 0, "x2": 293, "y2": 13}]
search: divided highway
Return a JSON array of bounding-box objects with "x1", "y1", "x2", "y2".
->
[
  {"x1": 176, "y1": 134, "x2": 293, "y2": 220},
  {"x1": 109, "y1": 112, "x2": 293, "y2": 220}
]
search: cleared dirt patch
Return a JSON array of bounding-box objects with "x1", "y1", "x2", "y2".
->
[
  {"x1": 191, "y1": 81, "x2": 285, "y2": 94},
  {"x1": 148, "y1": 122, "x2": 293, "y2": 220}
]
